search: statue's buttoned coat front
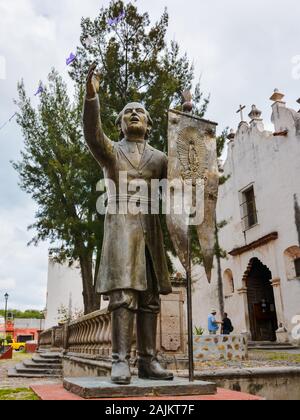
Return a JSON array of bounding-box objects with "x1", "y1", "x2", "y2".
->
[{"x1": 83, "y1": 96, "x2": 172, "y2": 296}]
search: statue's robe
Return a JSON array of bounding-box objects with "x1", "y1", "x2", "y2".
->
[{"x1": 83, "y1": 96, "x2": 171, "y2": 296}]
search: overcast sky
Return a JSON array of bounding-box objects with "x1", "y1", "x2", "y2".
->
[{"x1": 1, "y1": 0, "x2": 300, "y2": 310}]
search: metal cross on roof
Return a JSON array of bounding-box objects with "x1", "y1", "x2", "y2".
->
[{"x1": 236, "y1": 105, "x2": 246, "y2": 122}]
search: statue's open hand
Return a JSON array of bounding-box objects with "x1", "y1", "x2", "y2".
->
[{"x1": 86, "y1": 63, "x2": 101, "y2": 99}]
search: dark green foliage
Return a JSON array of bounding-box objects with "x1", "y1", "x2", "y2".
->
[
  {"x1": 0, "y1": 309, "x2": 44, "y2": 319},
  {"x1": 216, "y1": 128, "x2": 228, "y2": 159}
]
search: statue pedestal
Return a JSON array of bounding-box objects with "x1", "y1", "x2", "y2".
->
[{"x1": 63, "y1": 377, "x2": 216, "y2": 399}]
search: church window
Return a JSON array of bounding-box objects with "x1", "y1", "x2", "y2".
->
[
  {"x1": 224, "y1": 269, "x2": 235, "y2": 297},
  {"x1": 240, "y1": 186, "x2": 258, "y2": 230},
  {"x1": 295, "y1": 258, "x2": 300, "y2": 278},
  {"x1": 284, "y1": 246, "x2": 300, "y2": 280}
]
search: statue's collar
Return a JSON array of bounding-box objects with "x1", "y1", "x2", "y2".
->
[
  {"x1": 119, "y1": 139, "x2": 147, "y2": 154},
  {"x1": 119, "y1": 139, "x2": 153, "y2": 170}
]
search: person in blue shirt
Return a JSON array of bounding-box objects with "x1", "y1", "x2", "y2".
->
[{"x1": 208, "y1": 310, "x2": 221, "y2": 335}]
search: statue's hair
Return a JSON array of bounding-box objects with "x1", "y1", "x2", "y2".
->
[{"x1": 115, "y1": 103, "x2": 153, "y2": 140}]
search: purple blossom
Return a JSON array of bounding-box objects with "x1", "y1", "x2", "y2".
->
[
  {"x1": 119, "y1": 10, "x2": 126, "y2": 20},
  {"x1": 108, "y1": 17, "x2": 118, "y2": 26},
  {"x1": 34, "y1": 84, "x2": 44, "y2": 96},
  {"x1": 107, "y1": 10, "x2": 126, "y2": 27},
  {"x1": 66, "y1": 52, "x2": 76, "y2": 66}
]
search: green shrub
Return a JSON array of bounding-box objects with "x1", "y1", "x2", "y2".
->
[{"x1": 194, "y1": 327, "x2": 205, "y2": 336}]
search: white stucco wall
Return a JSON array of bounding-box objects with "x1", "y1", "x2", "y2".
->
[
  {"x1": 169, "y1": 254, "x2": 220, "y2": 334},
  {"x1": 44, "y1": 258, "x2": 84, "y2": 329},
  {"x1": 191, "y1": 95, "x2": 300, "y2": 342}
]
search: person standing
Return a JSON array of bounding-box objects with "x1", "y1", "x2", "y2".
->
[
  {"x1": 208, "y1": 310, "x2": 221, "y2": 335},
  {"x1": 222, "y1": 313, "x2": 234, "y2": 335}
]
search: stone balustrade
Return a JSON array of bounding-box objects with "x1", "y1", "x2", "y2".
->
[
  {"x1": 38, "y1": 310, "x2": 137, "y2": 359},
  {"x1": 39, "y1": 325, "x2": 64, "y2": 350},
  {"x1": 39, "y1": 327, "x2": 55, "y2": 349},
  {"x1": 67, "y1": 309, "x2": 112, "y2": 357},
  {"x1": 53, "y1": 326, "x2": 64, "y2": 349}
]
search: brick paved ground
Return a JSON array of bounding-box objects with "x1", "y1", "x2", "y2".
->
[{"x1": 31, "y1": 384, "x2": 263, "y2": 401}]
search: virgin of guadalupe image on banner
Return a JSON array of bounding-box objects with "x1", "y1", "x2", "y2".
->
[{"x1": 167, "y1": 93, "x2": 219, "y2": 283}]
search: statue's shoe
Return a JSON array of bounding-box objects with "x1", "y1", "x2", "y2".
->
[
  {"x1": 111, "y1": 361, "x2": 131, "y2": 385},
  {"x1": 138, "y1": 358, "x2": 174, "y2": 381}
]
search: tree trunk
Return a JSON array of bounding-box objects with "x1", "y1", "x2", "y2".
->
[
  {"x1": 215, "y1": 226, "x2": 225, "y2": 318},
  {"x1": 80, "y1": 255, "x2": 101, "y2": 315}
]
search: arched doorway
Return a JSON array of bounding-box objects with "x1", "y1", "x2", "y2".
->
[{"x1": 245, "y1": 258, "x2": 278, "y2": 342}]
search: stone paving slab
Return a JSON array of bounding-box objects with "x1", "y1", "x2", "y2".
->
[
  {"x1": 31, "y1": 384, "x2": 263, "y2": 401},
  {"x1": 63, "y1": 377, "x2": 217, "y2": 399}
]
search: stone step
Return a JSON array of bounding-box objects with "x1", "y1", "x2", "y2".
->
[
  {"x1": 32, "y1": 356, "x2": 61, "y2": 364},
  {"x1": 36, "y1": 350, "x2": 53, "y2": 355},
  {"x1": 250, "y1": 341, "x2": 289, "y2": 344},
  {"x1": 23, "y1": 359, "x2": 62, "y2": 370},
  {"x1": 37, "y1": 352, "x2": 62, "y2": 359},
  {"x1": 7, "y1": 367, "x2": 61, "y2": 379},
  {"x1": 15, "y1": 363, "x2": 62, "y2": 376},
  {"x1": 249, "y1": 342, "x2": 298, "y2": 351},
  {"x1": 250, "y1": 346, "x2": 298, "y2": 351}
]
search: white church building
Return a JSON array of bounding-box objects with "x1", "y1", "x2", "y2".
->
[
  {"x1": 44, "y1": 89, "x2": 300, "y2": 344},
  {"x1": 190, "y1": 89, "x2": 300, "y2": 344}
]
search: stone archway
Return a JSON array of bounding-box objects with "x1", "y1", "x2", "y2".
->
[{"x1": 244, "y1": 258, "x2": 278, "y2": 342}]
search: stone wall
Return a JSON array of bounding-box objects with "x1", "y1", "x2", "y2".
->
[
  {"x1": 193, "y1": 335, "x2": 248, "y2": 363},
  {"x1": 190, "y1": 367, "x2": 300, "y2": 401}
]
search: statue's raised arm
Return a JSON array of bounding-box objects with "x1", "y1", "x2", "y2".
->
[{"x1": 83, "y1": 63, "x2": 114, "y2": 166}]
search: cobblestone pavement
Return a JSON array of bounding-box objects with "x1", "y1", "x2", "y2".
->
[
  {"x1": 0, "y1": 353, "x2": 62, "y2": 390},
  {"x1": 169, "y1": 350, "x2": 300, "y2": 373},
  {"x1": 190, "y1": 350, "x2": 300, "y2": 371}
]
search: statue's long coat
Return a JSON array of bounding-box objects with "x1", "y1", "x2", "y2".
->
[{"x1": 83, "y1": 97, "x2": 171, "y2": 296}]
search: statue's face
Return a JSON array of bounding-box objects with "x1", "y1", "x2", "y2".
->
[{"x1": 120, "y1": 103, "x2": 150, "y2": 140}]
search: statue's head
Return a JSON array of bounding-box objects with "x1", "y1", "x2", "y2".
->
[{"x1": 116, "y1": 102, "x2": 153, "y2": 141}]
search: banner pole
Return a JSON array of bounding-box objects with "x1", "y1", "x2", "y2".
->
[{"x1": 186, "y1": 224, "x2": 194, "y2": 382}]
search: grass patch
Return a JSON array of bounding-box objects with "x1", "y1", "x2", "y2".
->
[
  {"x1": 0, "y1": 352, "x2": 31, "y2": 366},
  {"x1": 0, "y1": 388, "x2": 39, "y2": 401},
  {"x1": 12, "y1": 352, "x2": 32, "y2": 363},
  {"x1": 250, "y1": 351, "x2": 300, "y2": 363}
]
